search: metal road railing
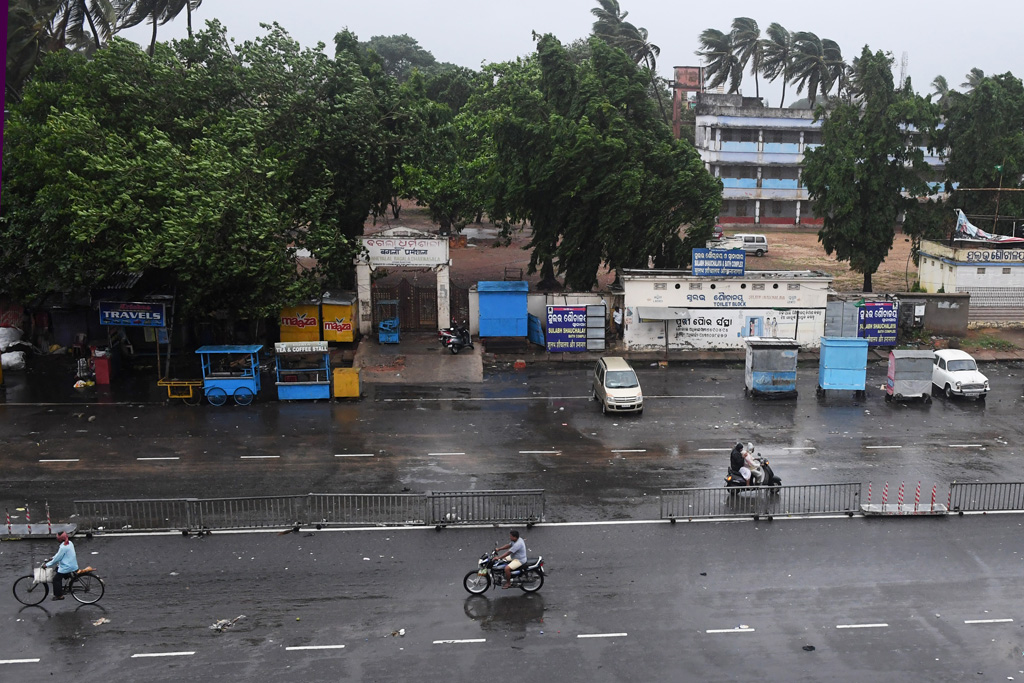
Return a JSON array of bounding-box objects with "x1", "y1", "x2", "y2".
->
[
  {"x1": 948, "y1": 482, "x2": 1024, "y2": 512},
  {"x1": 75, "y1": 490, "x2": 544, "y2": 532},
  {"x1": 661, "y1": 483, "x2": 863, "y2": 520},
  {"x1": 428, "y1": 490, "x2": 545, "y2": 526},
  {"x1": 308, "y1": 493, "x2": 427, "y2": 526}
]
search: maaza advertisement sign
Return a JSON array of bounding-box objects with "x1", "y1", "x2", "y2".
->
[{"x1": 280, "y1": 304, "x2": 320, "y2": 342}]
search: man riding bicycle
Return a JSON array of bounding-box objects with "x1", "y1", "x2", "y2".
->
[{"x1": 45, "y1": 531, "x2": 78, "y2": 600}]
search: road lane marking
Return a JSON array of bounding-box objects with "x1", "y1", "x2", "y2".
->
[
  {"x1": 240, "y1": 455, "x2": 279, "y2": 459},
  {"x1": 286, "y1": 645, "x2": 346, "y2": 651},
  {"x1": 519, "y1": 451, "x2": 560, "y2": 454},
  {"x1": 428, "y1": 452, "x2": 465, "y2": 456},
  {"x1": 381, "y1": 395, "x2": 724, "y2": 402},
  {"x1": 964, "y1": 618, "x2": 1013, "y2": 624},
  {"x1": 865, "y1": 446, "x2": 901, "y2": 450},
  {"x1": 433, "y1": 639, "x2": 486, "y2": 644},
  {"x1": 949, "y1": 444, "x2": 983, "y2": 448},
  {"x1": 334, "y1": 453, "x2": 373, "y2": 457},
  {"x1": 39, "y1": 459, "x2": 79, "y2": 463},
  {"x1": 131, "y1": 651, "x2": 195, "y2": 658},
  {"x1": 836, "y1": 623, "x2": 888, "y2": 629},
  {"x1": 706, "y1": 627, "x2": 755, "y2": 634},
  {"x1": 699, "y1": 448, "x2": 732, "y2": 452},
  {"x1": 0, "y1": 659, "x2": 41, "y2": 664},
  {"x1": 137, "y1": 457, "x2": 179, "y2": 461},
  {"x1": 784, "y1": 447, "x2": 816, "y2": 451},
  {"x1": 658, "y1": 395, "x2": 726, "y2": 399},
  {"x1": 577, "y1": 633, "x2": 628, "y2": 638},
  {"x1": 611, "y1": 449, "x2": 646, "y2": 453}
]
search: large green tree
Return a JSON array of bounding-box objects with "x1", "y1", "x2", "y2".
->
[
  {"x1": 937, "y1": 72, "x2": 1024, "y2": 227},
  {"x1": 1, "y1": 23, "x2": 382, "y2": 319},
  {"x1": 483, "y1": 35, "x2": 720, "y2": 291},
  {"x1": 802, "y1": 47, "x2": 938, "y2": 292}
]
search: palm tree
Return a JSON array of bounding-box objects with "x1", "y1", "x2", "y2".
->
[
  {"x1": 696, "y1": 28, "x2": 742, "y2": 93},
  {"x1": 116, "y1": 0, "x2": 202, "y2": 56},
  {"x1": 822, "y1": 39, "x2": 845, "y2": 98},
  {"x1": 931, "y1": 75, "x2": 951, "y2": 108},
  {"x1": 789, "y1": 32, "x2": 832, "y2": 109},
  {"x1": 730, "y1": 17, "x2": 762, "y2": 99},
  {"x1": 961, "y1": 67, "x2": 985, "y2": 91},
  {"x1": 759, "y1": 22, "x2": 794, "y2": 107},
  {"x1": 591, "y1": 1, "x2": 665, "y2": 117}
]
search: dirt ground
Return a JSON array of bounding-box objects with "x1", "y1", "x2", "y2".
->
[{"x1": 364, "y1": 203, "x2": 1021, "y2": 351}]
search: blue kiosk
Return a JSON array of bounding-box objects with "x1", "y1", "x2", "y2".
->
[
  {"x1": 196, "y1": 345, "x2": 263, "y2": 406},
  {"x1": 274, "y1": 341, "x2": 332, "y2": 401}
]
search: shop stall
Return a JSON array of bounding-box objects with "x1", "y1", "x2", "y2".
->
[
  {"x1": 196, "y1": 345, "x2": 263, "y2": 406},
  {"x1": 274, "y1": 341, "x2": 331, "y2": 401}
]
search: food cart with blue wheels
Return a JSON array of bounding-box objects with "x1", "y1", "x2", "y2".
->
[
  {"x1": 377, "y1": 299, "x2": 400, "y2": 344},
  {"x1": 816, "y1": 336, "x2": 868, "y2": 399},
  {"x1": 196, "y1": 345, "x2": 263, "y2": 406}
]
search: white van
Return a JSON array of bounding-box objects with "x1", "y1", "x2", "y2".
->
[
  {"x1": 592, "y1": 357, "x2": 643, "y2": 415},
  {"x1": 732, "y1": 234, "x2": 769, "y2": 256}
]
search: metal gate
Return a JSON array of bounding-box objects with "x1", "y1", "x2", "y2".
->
[{"x1": 372, "y1": 280, "x2": 469, "y2": 330}]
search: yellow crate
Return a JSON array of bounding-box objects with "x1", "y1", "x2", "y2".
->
[{"x1": 332, "y1": 367, "x2": 361, "y2": 398}]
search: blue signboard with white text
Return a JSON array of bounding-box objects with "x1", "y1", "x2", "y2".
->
[
  {"x1": 546, "y1": 306, "x2": 589, "y2": 352},
  {"x1": 692, "y1": 248, "x2": 745, "y2": 276},
  {"x1": 857, "y1": 301, "x2": 898, "y2": 345},
  {"x1": 99, "y1": 301, "x2": 167, "y2": 327}
]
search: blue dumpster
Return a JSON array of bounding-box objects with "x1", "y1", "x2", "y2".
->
[
  {"x1": 817, "y1": 336, "x2": 868, "y2": 399},
  {"x1": 478, "y1": 281, "x2": 528, "y2": 337},
  {"x1": 744, "y1": 337, "x2": 799, "y2": 399}
]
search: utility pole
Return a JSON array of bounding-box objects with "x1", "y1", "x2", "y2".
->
[{"x1": 993, "y1": 158, "x2": 1005, "y2": 231}]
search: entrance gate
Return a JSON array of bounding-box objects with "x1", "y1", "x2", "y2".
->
[{"x1": 372, "y1": 280, "x2": 469, "y2": 330}]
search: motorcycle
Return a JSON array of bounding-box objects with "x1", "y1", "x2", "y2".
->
[
  {"x1": 444, "y1": 322, "x2": 474, "y2": 355},
  {"x1": 725, "y1": 454, "x2": 782, "y2": 490},
  {"x1": 463, "y1": 548, "x2": 545, "y2": 594},
  {"x1": 438, "y1": 322, "x2": 460, "y2": 347}
]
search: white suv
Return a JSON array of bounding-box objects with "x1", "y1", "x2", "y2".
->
[
  {"x1": 733, "y1": 234, "x2": 769, "y2": 256},
  {"x1": 592, "y1": 357, "x2": 643, "y2": 415},
  {"x1": 932, "y1": 349, "x2": 989, "y2": 400}
]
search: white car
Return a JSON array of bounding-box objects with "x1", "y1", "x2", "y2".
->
[{"x1": 932, "y1": 349, "x2": 989, "y2": 400}]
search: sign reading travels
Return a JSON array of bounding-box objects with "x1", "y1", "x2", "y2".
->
[
  {"x1": 98, "y1": 301, "x2": 166, "y2": 327},
  {"x1": 858, "y1": 301, "x2": 898, "y2": 345},
  {"x1": 692, "y1": 248, "x2": 745, "y2": 277}
]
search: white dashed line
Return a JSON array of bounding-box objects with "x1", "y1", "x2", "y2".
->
[
  {"x1": 964, "y1": 618, "x2": 1013, "y2": 624},
  {"x1": 433, "y1": 639, "x2": 486, "y2": 644},
  {"x1": 699, "y1": 448, "x2": 732, "y2": 452},
  {"x1": 865, "y1": 446, "x2": 902, "y2": 450},
  {"x1": 137, "y1": 457, "x2": 179, "y2": 461},
  {"x1": 519, "y1": 451, "x2": 560, "y2": 454},
  {"x1": 240, "y1": 455, "x2": 279, "y2": 459},
  {"x1": 0, "y1": 659, "x2": 41, "y2": 665},
  {"x1": 659, "y1": 395, "x2": 726, "y2": 399},
  {"x1": 949, "y1": 444, "x2": 983, "y2": 448},
  {"x1": 285, "y1": 645, "x2": 346, "y2": 651},
  {"x1": 836, "y1": 623, "x2": 888, "y2": 629},
  {"x1": 428, "y1": 452, "x2": 465, "y2": 456},
  {"x1": 334, "y1": 453, "x2": 373, "y2": 457},
  {"x1": 783, "y1": 447, "x2": 816, "y2": 451},
  {"x1": 706, "y1": 627, "x2": 756, "y2": 634},
  {"x1": 38, "y1": 459, "x2": 79, "y2": 463},
  {"x1": 577, "y1": 633, "x2": 628, "y2": 639},
  {"x1": 131, "y1": 652, "x2": 195, "y2": 658},
  {"x1": 611, "y1": 449, "x2": 646, "y2": 453}
]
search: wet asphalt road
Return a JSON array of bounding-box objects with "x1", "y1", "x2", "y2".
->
[
  {"x1": 1, "y1": 359, "x2": 1023, "y2": 522},
  {"x1": 3, "y1": 516, "x2": 1024, "y2": 682}
]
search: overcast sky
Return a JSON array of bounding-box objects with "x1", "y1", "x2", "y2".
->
[{"x1": 120, "y1": 0, "x2": 1023, "y2": 105}]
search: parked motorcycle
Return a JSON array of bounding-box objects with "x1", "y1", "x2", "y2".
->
[
  {"x1": 444, "y1": 322, "x2": 474, "y2": 355},
  {"x1": 463, "y1": 548, "x2": 545, "y2": 594},
  {"x1": 438, "y1": 322, "x2": 460, "y2": 347},
  {"x1": 725, "y1": 455, "x2": 782, "y2": 490}
]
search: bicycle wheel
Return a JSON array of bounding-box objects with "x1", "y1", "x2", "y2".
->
[
  {"x1": 13, "y1": 575, "x2": 48, "y2": 606},
  {"x1": 69, "y1": 573, "x2": 104, "y2": 604},
  {"x1": 233, "y1": 387, "x2": 254, "y2": 406},
  {"x1": 206, "y1": 387, "x2": 227, "y2": 406}
]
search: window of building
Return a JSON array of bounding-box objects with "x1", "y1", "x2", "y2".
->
[
  {"x1": 977, "y1": 268, "x2": 985, "y2": 275},
  {"x1": 689, "y1": 283, "x2": 702, "y2": 290},
  {"x1": 740, "y1": 129, "x2": 756, "y2": 143},
  {"x1": 1003, "y1": 268, "x2": 1011, "y2": 275},
  {"x1": 735, "y1": 201, "x2": 748, "y2": 217},
  {"x1": 770, "y1": 202, "x2": 784, "y2": 216},
  {"x1": 787, "y1": 283, "x2": 800, "y2": 291}
]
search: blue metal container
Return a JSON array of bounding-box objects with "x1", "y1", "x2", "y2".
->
[
  {"x1": 744, "y1": 338, "x2": 799, "y2": 398},
  {"x1": 478, "y1": 281, "x2": 529, "y2": 337},
  {"x1": 817, "y1": 336, "x2": 868, "y2": 398}
]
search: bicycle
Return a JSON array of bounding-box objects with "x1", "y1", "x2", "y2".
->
[{"x1": 12, "y1": 566, "x2": 105, "y2": 606}]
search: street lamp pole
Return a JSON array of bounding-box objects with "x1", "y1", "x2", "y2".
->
[{"x1": 993, "y1": 158, "x2": 1005, "y2": 232}]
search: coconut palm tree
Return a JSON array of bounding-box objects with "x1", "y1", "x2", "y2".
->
[
  {"x1": 789, "y1": 31, "x2": 833, "y2": 109},
  {"x1": 931, "y1": 75, "x2": 951, "y2": 108},
  {"x1": 759, "y1": 22, "x2": 794, "y2": 107},
  {"x1": 730, "y1": 17, "x2": 763, "y2": 99},
  {"x1": 961, "y1": 67, "x2": 985, "y2": 91},
  {"x1": 822, "y1": 38, "x2": 845, "y2": 98},
  {"x1": 591, "y1": 1, "x2": 665, "y2": 117},
  {"x1": 116, "y1": 0, "x2": 202, "y2": 55},
  {"x1": 696, "y1": 28, "x2": 742, "y2": 93}
]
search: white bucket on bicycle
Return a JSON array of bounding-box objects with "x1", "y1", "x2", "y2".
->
[{"x1": 34, "y1": 566, "x2": 56, "y2": 584}]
